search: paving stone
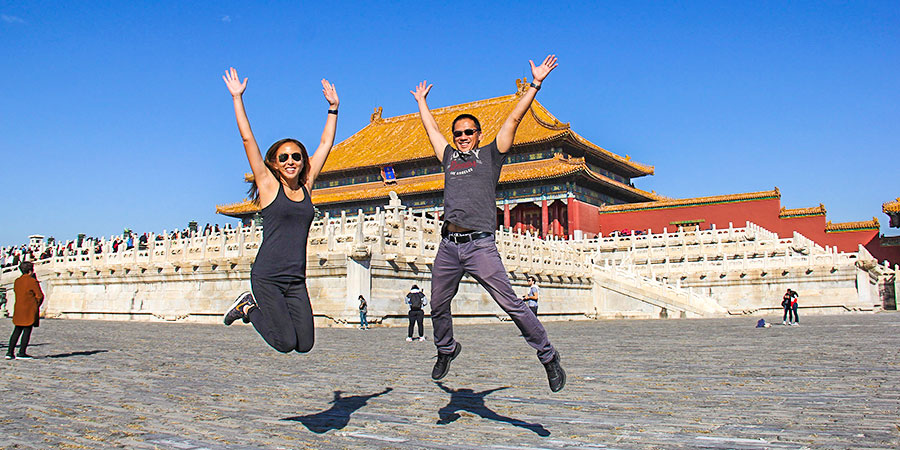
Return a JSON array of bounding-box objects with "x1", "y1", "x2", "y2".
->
[{"x1": 0, "y1": 313, "x2": 897, "y2": 449}]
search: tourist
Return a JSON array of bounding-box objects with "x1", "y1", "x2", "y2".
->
[
  {"x1": 789, "y1": 289, "x2": 800, "y2": 325},
  {"x1": 221, "y1": 67, "x2": 339, "y2": 355},
  {"x1": 6, "y1": 262, "x2": 43, "y2": 360},
  {"x1": 358, "y1": 295, "x2": 369, "y2": 330},
  {"x1": 781, "y1": 289, "x2": 791, "y2": 325},
  {"x1": 405, "y1": 285, "x2": 427, "y2": 341},
  {"x1": 523, "y1": 277, "x2": 540, "y2": 316},
  {"x1": 410, "y1": 55, "x2": 566, "y2": 391}
]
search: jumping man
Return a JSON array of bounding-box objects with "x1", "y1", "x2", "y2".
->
[{"x1": 411, "y1": 54, "x2": 565, "y2": 392}]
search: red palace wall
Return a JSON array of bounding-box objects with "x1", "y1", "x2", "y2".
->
[
  {"x1": 591, "y1": 198, "x2": 897, "y2": 265},
  {"x1": 596, "y1": 198, "x2": 782, "y2": 237},
  {"x1": 567, "y1": 199, "x2": 602, "y2": 239}
]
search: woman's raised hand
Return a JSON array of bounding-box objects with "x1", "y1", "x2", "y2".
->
[
  {"x1": 410, "y1": 80, "x2": 432, "y2": 102},
  {"x1": 529, "y1": 54, "x2": 558, "y2": 83},
  {"x1": 223, "y1": 67, "x2": 248, "y2": 97},
  {"x1": 322, "y1": 79, "x2": 339, "y2": 108}
]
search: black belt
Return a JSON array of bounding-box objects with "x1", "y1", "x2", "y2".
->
[{"x1": 445, "y1": 231, "x2": 493, "y2": 244}]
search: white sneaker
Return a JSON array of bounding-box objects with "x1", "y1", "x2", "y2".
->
[
  {"x1": 405, "y1": 337, "x2": 413, "y2": 342},
  {"x1": 418, "y1": 336, "x2": 427, "y2": 341},
  {"x1": 782, "y1": 321, "x2": 786, "y2": 325}
]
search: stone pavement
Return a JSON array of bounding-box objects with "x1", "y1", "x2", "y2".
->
[{"x1": 0, "y1": 313, "x2": 898, "y2": 449}]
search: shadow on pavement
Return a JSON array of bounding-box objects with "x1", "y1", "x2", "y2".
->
[
  {"x1": 282, "y1": 387, "x2": 393, "y2": 433},
  {"x1": 44, "y1": 350, "x2": 109, "y2": 358},
  {"x1": 435, "y1": 382, "x2": 550, "y2": 436}
]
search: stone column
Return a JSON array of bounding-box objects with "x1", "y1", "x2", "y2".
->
[{"x1": 346, "y1": 256, "x2": 371, "y2": 322}]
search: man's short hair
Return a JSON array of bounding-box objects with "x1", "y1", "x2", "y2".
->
[
  {"x1": 451, "y1": 114, "x2": 481, "y2": 132},
  {"x1": 19, "y1": 261, "x2": 33, "y2": 275},
  {"x1": 411, "y1": 284, "x2": 419, "y2": 290},
  {"x1": 528, "y1": 276, "x2": 536, "y2": 282}
]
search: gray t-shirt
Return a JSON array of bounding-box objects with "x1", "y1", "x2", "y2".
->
[
  {"x1": 442, "y1": 140, "x2": 505, "y2": 232},
  {"x1": 525, "y1": 285, "x2": 539, "y2": 307}
]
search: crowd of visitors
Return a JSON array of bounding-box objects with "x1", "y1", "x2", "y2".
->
[{"x1": 1, "y1": 223, "x2": 239, "y2": 271}]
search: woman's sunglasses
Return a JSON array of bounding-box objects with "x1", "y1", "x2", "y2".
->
[
  {"x1": 452, "y1": 128, "x2": 480, "y2": 138},
  {"x1": 277, "y1": 153, "x2": 303, "y2": 163}
]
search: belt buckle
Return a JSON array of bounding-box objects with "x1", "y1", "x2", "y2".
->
[{"x1": 448, "y1": 232, "x2": 471, "y2": 244}]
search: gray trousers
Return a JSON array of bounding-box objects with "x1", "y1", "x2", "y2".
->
[{"x1": 430, "y1": 235, "x2": 556, "y2": 364}]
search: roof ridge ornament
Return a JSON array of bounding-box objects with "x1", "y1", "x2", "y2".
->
[
  {"x1": 371, "y1": 106, "x2": 383, "y2": 123},
  {"x1": 515, "y1": 77, "x2": 529, "y2": 95}
]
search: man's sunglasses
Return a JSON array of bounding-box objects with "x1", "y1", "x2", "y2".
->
[
  {"x1": 452, "y1": 128, "x2": 480, "y2": 138},
  {"x1": 277, "y1": 153, "x2": 303, "y2": 163}
]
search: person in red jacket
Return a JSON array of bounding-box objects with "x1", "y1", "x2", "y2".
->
[{"x1": 7, "y1": 261, "x2": 43, "y2": 360}]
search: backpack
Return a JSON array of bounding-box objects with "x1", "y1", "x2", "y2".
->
[{"x1": 408, "y1": 292, "x2": 424, "y2": 310}]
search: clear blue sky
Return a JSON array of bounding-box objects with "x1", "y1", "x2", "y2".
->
[{"x1": 1, "y1": 1, "x2": 898, "y2": 246}]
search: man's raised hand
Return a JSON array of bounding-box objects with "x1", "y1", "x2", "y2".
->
[
  {"x1": 223, "y1": 67, "x2": 248, "y2": 97},
  {"x1": 411, "y1": 80, "x2": 433, "y2": 102},
  {"x1": 529, "y1": 55, "x2": 558, "y2": 84}
]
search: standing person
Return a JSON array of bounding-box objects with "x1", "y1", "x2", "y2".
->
[
  {"x1": 7, "y1": 262, "x2": 43, "y2": 360},
  {"x1": 405, "y1": 285, "x2": 427, "y2": 342},
  {"x1": 789, "y1": 289, "x2": 799, "y2": 326},
  {"x1": 523, "y1": 277, "x2": 540, "y2": 316},
  {"x1": 781, "y1": 289, "x2": 792, "y2": 325},
  {"x1": 358, "y1": 295, "x2": 369, "y2": 330},
  {"x1": 410, "y1": 55, "x2": 566, "y2": 392},
  {"x1": 221, "y1": 67, "x2": 340, "y2": 355}
]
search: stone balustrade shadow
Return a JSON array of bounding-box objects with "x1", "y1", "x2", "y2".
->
[
  {"x1": 435, "y1": 382, "x2": 550, "y2": 437},
  {"x1": 281, "y1": 387, "x2": 393, "y2": 434}
]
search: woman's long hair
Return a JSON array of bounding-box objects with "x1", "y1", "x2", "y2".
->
[{"x1": 248, "y1": 138, "x2": 310, "y2": 203}]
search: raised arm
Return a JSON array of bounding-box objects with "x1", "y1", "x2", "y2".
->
[
  {"x1": 305, "y1": 79, "x2": 340, "y2": 191},
  {"x1": 223, "y1": 68, "x2": 277, "y2": 194},
  {"x1": 496, "y1": 55, "x2": 558, "y2": 153},
  {"x1": 411, "y1": 81, "x2": 449, "y2": 161}
]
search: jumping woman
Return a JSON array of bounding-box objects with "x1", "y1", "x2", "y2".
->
[{"x1": 221, "y1": 67, "x2": 338, "y2": 354}]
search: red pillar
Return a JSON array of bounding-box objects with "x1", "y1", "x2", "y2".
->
[
  {"x1": 553, "y1": 202, "x2": 562, "y2": 236},
  {"x1": 569, "y1": 197, "x2": 580, "y2": 236},
  {"x1": 503, "y1": 203, "x2": 510, "y2": 229},
  {"x1": 541, "y1": 199, "x2": 548, "y2": 238}
]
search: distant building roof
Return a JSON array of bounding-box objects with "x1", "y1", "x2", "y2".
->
[
  {"x1": 825, "y1": 218, "x2": 879, "y2": 233},
  {"x1": 779, "y1": 204, "x2": 826, "y2": 218},
  {"x1": 883, "y1": 198, "x2": 900, "y2": 214}
]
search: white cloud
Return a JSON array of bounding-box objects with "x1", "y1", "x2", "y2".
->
[
  {"x1": 221, "y1": 15, "x2": 231, "y2": 23},
  {"x1": 1, "y1": 14, "x2": 26, "y2": 24}
]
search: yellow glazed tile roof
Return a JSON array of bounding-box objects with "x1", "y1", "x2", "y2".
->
[
  {"x1": 825, "y1": 218, "x2": 880, "y2": 232},
  {"x1": 597, "y1": 188, "x2": 781, "y2": 214},
  {"x1": 320, "y1": 82, "x2": 654, "y2": 177},
  {"x1": 883, "y1": 198, "x2": 900, "y2": 214},
  {"x1": 779, "y1": 204, "x2": 826, "y2": 218},
  {"x1": 216, "y1": 155, "x2": 660, "y2": 215},
  {"x1": 216, "y1": 198, "x2": 259, "y2": 215}
]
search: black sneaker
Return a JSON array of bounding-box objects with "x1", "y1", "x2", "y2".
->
[
  {"x1": 4, "y1": 354, "x2": 13, "y2": 360},
  {"x1": 224, "y1": 291, "x2": 256, "y2": 326},
  {"x1": 543, "y1": 352, "x2": 566, "y2": 392},
  {"x1": 15, "y1": 354, "x2": 34, "y2": 360},
  {"x1": 431, "y1": 343, "x2": 461, "y2": 380}
]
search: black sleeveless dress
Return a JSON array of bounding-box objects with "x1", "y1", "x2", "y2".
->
[{"x1": 251, "y1": 184, "x2": 315, "y2": 281}]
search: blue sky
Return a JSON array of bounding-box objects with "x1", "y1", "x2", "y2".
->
[{"x1": 1, "y1": 1, "x2": 898, "y2": 246}]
